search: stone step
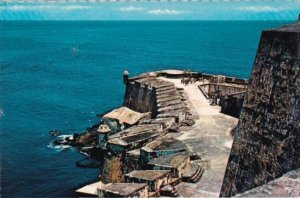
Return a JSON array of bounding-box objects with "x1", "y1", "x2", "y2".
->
[
  {"x1": 155, "y1": 83, "x2": 174, "y2": 89},
  {"x1": 156, "y1": 92, "x2": 180, "y2": 100},
  {"x1": 157, "y1": 109, "x2": 187, "y2": 119},
  {"x1": 182, "y1": 164, "x2": 204, "y2": 183},
  {"x1": 157, "y1": 99, "x2": 182, "y2": 108},
  {"x1": 156, "y1": 87, "x2": 177, "y2": 95},
  {"x1": 158, "y1": 104, "x2": 186, "y2": 113},
  {"x1": 156, "y1": 86, "x2": 173, "y2": 92},
  {"x1": 157, "y1": 96, "x2": 182, "y2": 103},
  {"x1": 156, "y1": 84, "x2": 176, "y2": 92},
  {"x1": 192, "y1": 165, "x2": 201, "y2": 176},
  {"x1": 159, "y1": 106, "x2": 188, "y2": 114},
  {"x1": 180, "y1": 119, "x2": 196, "y2": 126},
  {"x1": 156, "y1": 88, "x2": 177, "y2": 95},
  {"x1": 159, "y1": 106, "x2": 188, "y2": 115},
  {"x1": 156, "y1": 90, "x2": 178, "y2": 97},
  {"x1": 191, "y1": 168, "x2": 204, "y2": 183}
]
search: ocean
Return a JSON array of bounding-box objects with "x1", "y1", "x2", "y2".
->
[{"x1": 0, "y1": 20, "x2": 292, "y2": 197}]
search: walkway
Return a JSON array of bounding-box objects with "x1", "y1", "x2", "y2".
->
[{"x1": 158, "y1": 77, "x2": 238, "y2": 197}]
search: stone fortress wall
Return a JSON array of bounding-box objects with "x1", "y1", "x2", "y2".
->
[{"x1": 220, "y1": 20, "x2": 300, "y2": 197}]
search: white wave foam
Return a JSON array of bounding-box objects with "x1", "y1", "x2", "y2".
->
[
  {"x1": 47, "y1": 142, "x2": 72, "y2": 151},
  {"x1": 57, "y1": 135, "x2": 73, "y2": 139},
  {"x1": 79, "y1": 151, "x2": 89, "y2": 157},
  {"x1": 0, "y1": 107, "x2": 4, "y2": 118}
]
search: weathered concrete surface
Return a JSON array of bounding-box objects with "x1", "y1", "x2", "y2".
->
[
  {"x1": 221, "y1": 21, "x2": 300, "y2": 197},
  {"x1": 159, "y1": 77, "x2": 238, "y2": 197},
  {"x1": 235, "y1": 168, "x2": 300, "y2": 197}
]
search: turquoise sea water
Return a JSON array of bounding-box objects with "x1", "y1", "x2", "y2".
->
[{"x1": 0, "y1": 20, "x2": 292, "y2": 197}]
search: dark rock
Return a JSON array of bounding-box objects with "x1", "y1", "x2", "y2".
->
[
  {"x1": 50, "y1": 130, "x2": 60, "y2": 136},
  {"x1": 76, "y1": 157, "x2": 101, "y2": 168}
]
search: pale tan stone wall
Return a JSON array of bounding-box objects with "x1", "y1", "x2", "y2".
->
[{"x1": 101, "y1": 155, "x2": 124, "y2": 183}]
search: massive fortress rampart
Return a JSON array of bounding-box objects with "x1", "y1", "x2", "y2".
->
[{"x1": 220, "y1": 20, "x2": 300, "y2": 197}]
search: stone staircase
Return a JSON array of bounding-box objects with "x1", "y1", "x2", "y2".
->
[
  {"x1": 182, "y1": 164, "x2": 204, "y2": 183},
  {"x1": 158, "y1": 103, "x2": 187, "y2": 113},
  {"x1": 156, "y1": 87, "x2": 177, "y2": 95},
  {"x1": 155, "y1": 83, "x2": 188, "y2": 120},
  {"x1": 157, "y1": 95, "x2": 182, "y2": 103}
]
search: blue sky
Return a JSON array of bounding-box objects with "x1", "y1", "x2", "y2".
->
[{"x1": 0, "y1": 1, "x2": 299, "y2": 20}]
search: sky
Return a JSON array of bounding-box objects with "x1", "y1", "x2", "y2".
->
[{"x1": 0, "y1": 0, "x2": 299, "y2": 20}]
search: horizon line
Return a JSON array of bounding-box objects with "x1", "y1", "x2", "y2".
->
[{"x1": 0, "y1": 19, "x2": 296, "y2": 21}]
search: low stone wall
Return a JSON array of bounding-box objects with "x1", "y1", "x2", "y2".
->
[
  {"x1": 199, "y1": 83, "x2": 247, "y2": 98},
  {"x1": 155, "y1": 70, "x2": 248, "y2": 86}
]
